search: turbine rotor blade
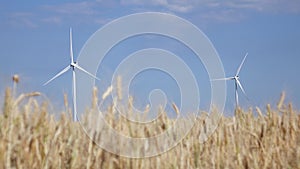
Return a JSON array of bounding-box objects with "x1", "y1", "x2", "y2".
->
[
  {"x1": 210, "y1": 77, "x2": 235, "y2": 81},
  {"x1": 74, "y1": 64, "x2": 100, "y2": 81},
  {"x1": 235, "y1": 81, "x2": 239, "y2": 107},
  {"x1": 236, "y1": 79, "x2": 249, "y2": 100},
  {"x1": 72, "y1": 69, "x2": 77, "y2": 121},
  {"x1": 236, "y1": 52, "x2": 248, "y2": 76},
  {"x1": 70, "y1": 27, "x2": 74, "y2": 63},
  {"x1": 43, "y1": 66, "x2": 70, "y2": 86}
]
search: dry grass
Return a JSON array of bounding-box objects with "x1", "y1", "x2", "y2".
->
[{"x1": 0, "y1": 87, "x2": 299, "y2": 169}]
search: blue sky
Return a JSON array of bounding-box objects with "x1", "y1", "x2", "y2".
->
[{"x1": 0, "y1": 0, "x2": 300, "y2": 115}]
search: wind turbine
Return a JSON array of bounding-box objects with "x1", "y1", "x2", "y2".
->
[
  {"x1": 212, "y1": 53, "x2": 249, "y2": 107},
  {"x1": 44, "y1": 28, "x2": 100, "y2": 121}
]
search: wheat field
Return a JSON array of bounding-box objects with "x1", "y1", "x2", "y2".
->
[{"x1": 0, "y1": 86, "x2": 299, "y2": 169}]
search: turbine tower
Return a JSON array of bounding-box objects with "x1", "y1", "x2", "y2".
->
[
  {"x1": 212, "y1": 53, "x2": 249, "y2": 107},
  {"x1": 44, "y1": 28, "x2": 100, "y2": 121}
]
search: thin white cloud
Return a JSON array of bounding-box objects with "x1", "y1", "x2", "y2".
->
[
  {"x1": 94, "y1": 17, "x2": 113, "y2": 25},
  {"x1": 5, "y1": 0, "x2": 300, "y2": 29},
  {"x1": 120, "y1": 0, "x2": 195, "y2": 13},
  {"x1": 201, "y1": 9, "x2": 245, "y2": 23},
  {"x1": 9, "y1": 12, "x2": 38, "y2": 28},
  {"x1": 41, "y1": 1, "x2": 120, "y2": 26},
  {"x1": 43, "y1": 2, "x2": 97, "y2": 15},
  {"x1": 41, "y1": 16, "x2": 62, "y2": 25},
  {"x1": 167, "y1": 4, "x2": 193, "y2": 13},
  {"x1": 39, "y1": 1, "x2": 110, "y2": 26},
  {"x1": 120, "y1": 0, "x2": 300, "y2": 22},
  {"x1": 205, "y1": 0, "x2": 300, "y2": 13},
  {"x1": 209, "y1": 0, "x2": 300, "y2": 22}
]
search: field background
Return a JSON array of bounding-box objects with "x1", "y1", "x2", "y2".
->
[{"x1": 0, "y1": 87, "x2": 299, "y2": 169}]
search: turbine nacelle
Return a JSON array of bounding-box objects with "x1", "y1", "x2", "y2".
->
[{"x1": 70, "y1": 62, "x2": 76, "y2": 68}]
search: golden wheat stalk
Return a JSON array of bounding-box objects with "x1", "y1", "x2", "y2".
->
[
  {"x1": 277, "y1": 91, "x2": 285, "y2": 110},
  {"x1": 172, "y1": 103, "x2": 180, "y2": 116},
  {"x1": 92, "y1": 86, "x2": 98, "y2": 109},
  {"x1": 102, "y1": 85, "x2": 113, "y2": 100},
  {"x1": 12, "y1": 74, "x2": 19, "y2": 98},
  {"x1": 117, "y1": 75, "x2": 122, "y2": 100}
]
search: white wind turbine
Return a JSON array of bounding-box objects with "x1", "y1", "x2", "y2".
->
[
  {"x1": 212, "y1": 53, "x2": 249, "y2": 107},
  {"x1": 44, "y1": 28, "x2": 100, "y2": 121}
]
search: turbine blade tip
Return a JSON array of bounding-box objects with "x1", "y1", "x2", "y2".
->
[{"x1": 43, "y1": 82, "x2": 49, "y2": 86}]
